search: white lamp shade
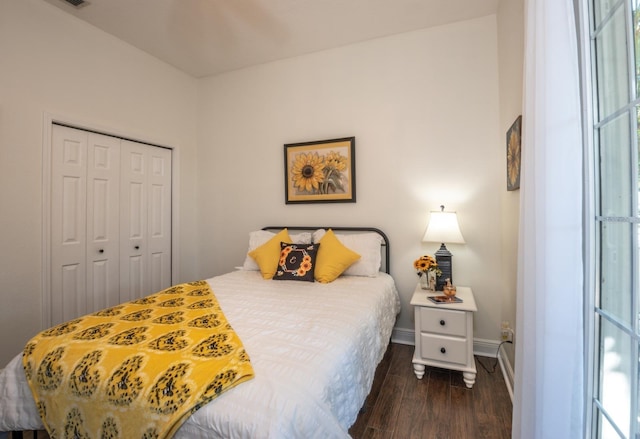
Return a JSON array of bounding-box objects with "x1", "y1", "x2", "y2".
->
[{"x1": 422, "y1": 211, "x2": 465, "y2": 244}]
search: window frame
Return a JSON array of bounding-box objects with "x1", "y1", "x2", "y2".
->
[{"x1": 580, "y1": 0, "x2": 640, "y2": 437}]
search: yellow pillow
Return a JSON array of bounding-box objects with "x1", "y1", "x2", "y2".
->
[
  {"x1": 248, "y1": 228, "x2": 292, "y2": 279},
  {"x1": 314, "y1": 229, "x2": 361, "y2": 283}
]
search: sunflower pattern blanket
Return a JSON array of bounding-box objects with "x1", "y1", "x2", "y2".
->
[{"x1": 22, "y1": 281, "x2": 254, "y2": 439}]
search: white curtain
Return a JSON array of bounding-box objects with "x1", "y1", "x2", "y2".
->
[{"x1": 512, "y1": 0, "x2": 585, "y2": 438}]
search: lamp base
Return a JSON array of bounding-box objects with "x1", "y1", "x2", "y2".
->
[{"x1": 434, "y1": 243, "x2": 453, "y2": 291}]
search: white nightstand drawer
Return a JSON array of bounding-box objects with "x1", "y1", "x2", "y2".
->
[
  {"x1": 418, "y1": 307, "x2": 466, "y2": 337},
  {"x1": 419, "y1": 333, "x2": 468, "y2": 365}
]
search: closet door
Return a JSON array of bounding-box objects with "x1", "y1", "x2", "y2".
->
[
  {"x1": 49, "y1": 125, "x2": 172, "y2": 326},
  {"x1": 120, "y1": 140, "x2": 172, "y2": 301},
  {"x1": 146, "y1": 145, "x2": 172, "y2": 293},
  {"x1": 86, "y1": 132, "x2": 121, "y2": 310},
  {"x1": 50, "y1": 125, "x2": 120, "y2": 324}
]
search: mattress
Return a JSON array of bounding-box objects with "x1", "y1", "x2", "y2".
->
[{"x1": 0, "y1": 269, "x2": 400, "y2": 438}]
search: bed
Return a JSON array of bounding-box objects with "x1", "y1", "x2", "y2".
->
[{"x1": 0, "y1": 226, "x2": 400, "y2": 439}]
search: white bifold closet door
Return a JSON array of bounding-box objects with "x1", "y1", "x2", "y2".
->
[
  {"x1": 119, "y1": 139, "x2": 172, "y2": 302},
  {"x1": 50, "y1": 124, "x2": 171, "y2": 325}
]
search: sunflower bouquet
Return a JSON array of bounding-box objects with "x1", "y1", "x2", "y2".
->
[{"x1": 413, "y1": 255, "x2": 442, "y2": 279}]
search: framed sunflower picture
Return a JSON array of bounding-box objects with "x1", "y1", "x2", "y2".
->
[
  {"x1": 284, "y1": 137, "x2": 356, "y2": 204},
  {"x1": 506, "y1": 115, "x2": 522, "y2": 191}
]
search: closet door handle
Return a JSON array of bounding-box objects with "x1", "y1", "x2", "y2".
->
[
  {"x1": 98, "y1": 249, "x2": 104, "y2": 254},
  {"x1": 134, "y1": 245, "x2": 140, "y2": 250}
]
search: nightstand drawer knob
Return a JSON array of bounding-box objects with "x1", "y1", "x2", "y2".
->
[
  {"x1": 440, "y1": 347, "x2": 446, "y2": 354},
  {"x1": 439, "y1": 319, "x2": 446, "y2": 326}
]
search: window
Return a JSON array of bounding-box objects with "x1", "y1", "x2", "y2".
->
[{"x1": 585, "y1": 0, "x2": 640, "y2": 437}]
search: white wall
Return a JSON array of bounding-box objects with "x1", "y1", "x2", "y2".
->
[
  {"x1": 196, "y1": 15, "x2": 505, "y2": 341},
  {"x1": 0, "y1": 1, "x2": 515, "y2": 368},
  {"x1": 0, "y1": 0, "x2": 199, "y2": 367},
  {"x1": 497, "y1": 0, "x2": 524, "y2": 369}
]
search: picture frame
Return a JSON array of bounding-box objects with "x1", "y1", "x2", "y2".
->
[
  {"x1": 284, "y1": 137, "x2": 356, "y2": 204},
  {"x1": 506, "y1": 115, "x2": 522, "y2": 191}
]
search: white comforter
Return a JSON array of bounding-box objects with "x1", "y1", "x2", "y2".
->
[{"x1": 0, "y1": 270, "x2": 400, "y2": 438}]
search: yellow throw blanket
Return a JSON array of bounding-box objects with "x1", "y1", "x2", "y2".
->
[{"x1": 22, "y1": 281, "x2": 254, "y2": 439}]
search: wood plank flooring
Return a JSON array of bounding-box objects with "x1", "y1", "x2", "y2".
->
[
  {"x1": 14, "y1": 343, "x2": 511, "y2": 439},
  {"x1": 349, "y1": 342, "x2": 513, "y2": 439}
]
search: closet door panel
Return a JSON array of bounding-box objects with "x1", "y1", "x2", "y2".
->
[
  {"x1": 150, "y1": 252, "x2": 165, "y2": 293},
  {"x1": 90, "y1": 260, "x2": 109, "y2": 311},
  {"x1": 86, "y1": 133, "x2": 120, "y2": 310},
  {"x1": 60, "y1": 176, "x2": 83, "y2": 251},
  {"x1": 51, "y1": 125, "x2": 87, "y2": 325},
  {"x1": 120, "y1": 140, "x2": 171, "y2": 300},
  {"x1": 61, "y1": 264, "x2": 83, "y2": 323},
  {"x1": 148, "y1": 146, "x2": 172, "y2": 290},
  {"x1": 120, "y1": 141, "x2": 148, "y2": 301},
  {"x1": 127, "y1": 255, "x2": 145, "y2": 300}
]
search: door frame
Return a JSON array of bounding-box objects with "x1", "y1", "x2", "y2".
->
[{"x1": 41, "y1": 112, "x2": 181, "y2": 328}]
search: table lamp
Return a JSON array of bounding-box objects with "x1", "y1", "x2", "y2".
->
[{"x1": 422, "y1": 205, "x2": 465, "y2": 291}]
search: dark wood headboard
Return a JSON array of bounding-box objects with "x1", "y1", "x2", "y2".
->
[{"x1": 261, "y1": 226, "x2": 390, "y2": 274}]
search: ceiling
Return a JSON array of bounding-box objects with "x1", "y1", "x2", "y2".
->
[{"x1": 43, "y1": 0, "x2": 499, "y2": 78}]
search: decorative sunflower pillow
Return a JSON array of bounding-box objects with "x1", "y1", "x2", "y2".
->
[{"x1": 273, "y1": 242, "x2": 319, "y2": 282}]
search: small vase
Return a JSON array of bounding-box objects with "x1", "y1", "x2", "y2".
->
[
  {"x1": 419, "y1": 273, "x2": 430, "y2": 290},
  {"x1": 429, "y1": 275, "x2": 436, "y2": 292}
]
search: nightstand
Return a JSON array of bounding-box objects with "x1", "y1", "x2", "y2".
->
[{"x1": 410, "y1": 284, "x2": 478, "y2": 388}]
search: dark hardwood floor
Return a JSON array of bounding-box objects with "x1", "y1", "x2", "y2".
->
[
  {"x1": 14, "y1": 343, "x2": 511, "y2": 439},
  {"x1": 349, "y1": 342, "x2": 513, "y2": 439}
]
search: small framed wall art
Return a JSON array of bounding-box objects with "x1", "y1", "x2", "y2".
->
[
  {"x1": 284, "y1": 137, "x2": 356, "y2": 204},
  {"x1": 506, "y1": 115, "x2": 522, "y2": 191}
]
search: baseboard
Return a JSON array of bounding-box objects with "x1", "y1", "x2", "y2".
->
[
  {"x1": 472, "y1": 337, "x2": 500, "y2": 358},
  {"x1": 391, "y1": 327, "x2": 414, "y2": 345},
  {"x1": 498, "y1": 343, "x2": 515, "y2": 402},
  {"x1": 392, "y1": 328, "x2": 513, "y2": 400}
]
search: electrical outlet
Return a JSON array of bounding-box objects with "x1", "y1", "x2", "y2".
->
[
  {"x1": 504, "y1": 328, "x2": 514, "y2": 343},
  {"x1": 501, "y1": 321, "x2": 509, "y2": 341},
  {"x1": 500, "y1": 321, "x2": 514, "y2": 343}
]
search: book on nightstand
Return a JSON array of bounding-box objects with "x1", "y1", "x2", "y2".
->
[{"x1": 428, "y1": 295, "x2": 463, "y2": 304}]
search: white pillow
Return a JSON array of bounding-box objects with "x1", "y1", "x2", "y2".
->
[
  {"x1": 242, "y1": 230, "x2": 312, "y2": 271},
  {"x1": 312, "y1": 229, "x2": 383, "y2": 277}
]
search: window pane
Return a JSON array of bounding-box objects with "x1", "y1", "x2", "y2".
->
[
  {"x1": 589, "y1": 2, "x2": 640, "y2": 439},
  {"x1": 635, "y1": 1, "x2": 640, "y2": 98},
  {"x1": 594, "y1": 407, "x2": 625, "y2": 439},
  {"x1": 637, "y1": 345, "x2": 640, "y2": 432},
  {"x1": 600, "y1": 221, "x2": 634, "y2": 325},
  {"x1": 637, "y1": 107, "x2": 640, "y2": 217},
  {"x1": 596, "y1": 316, "x2": 633, "y2": 438},
  {"x1": 595, "y1": 6, "x2": 630, "y2": 120},
  {"x1": 599, "y1": 113, "x2": 633, "y2": 217},
  {"x1": 593, "y1": 0, "x2": 618, "y2": 28}
]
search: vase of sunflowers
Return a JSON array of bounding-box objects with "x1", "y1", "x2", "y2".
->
[{"x1": 414, "y1": 255, "x2": 441, "y2": 291}]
